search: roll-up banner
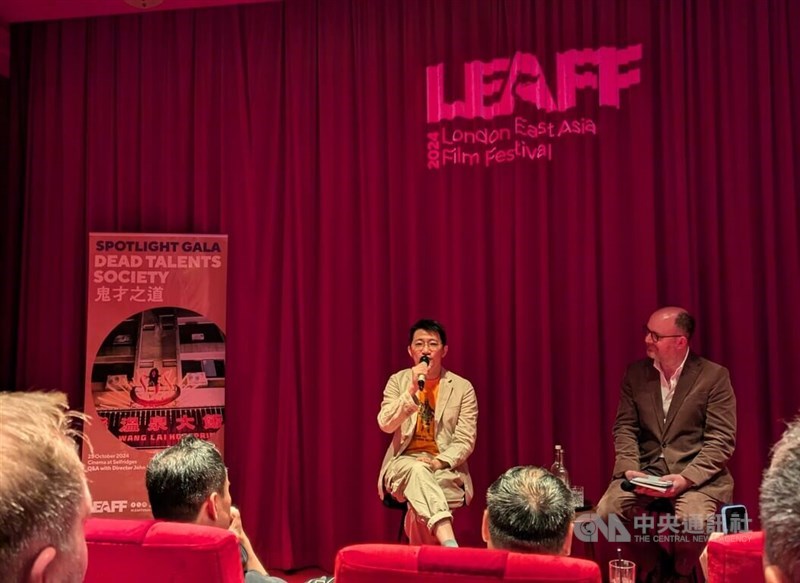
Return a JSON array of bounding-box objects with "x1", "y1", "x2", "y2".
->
[{"x1": 82, "y1": 233, "x2": 227, "y2": 517}]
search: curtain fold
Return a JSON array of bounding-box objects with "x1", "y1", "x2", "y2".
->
[{"x1": 6, "y1": 0, "x2": 799, "y2": 571}]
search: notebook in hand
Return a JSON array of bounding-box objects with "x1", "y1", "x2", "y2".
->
[{"x1": 630, "y1": 475, "x2": 673, "y2": 492}]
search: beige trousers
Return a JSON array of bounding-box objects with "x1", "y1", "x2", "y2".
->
[{"x1": 383, "y1": 452, "x2": 465, "y2": 545}]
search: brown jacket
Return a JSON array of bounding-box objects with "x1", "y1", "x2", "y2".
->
[{"x1": 611, "y1": 352, "x2": 737, "y2": 502}]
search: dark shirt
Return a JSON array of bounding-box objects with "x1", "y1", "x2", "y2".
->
[{"x1": 239, "y1": 543, "x2": 287, "y2": 583}]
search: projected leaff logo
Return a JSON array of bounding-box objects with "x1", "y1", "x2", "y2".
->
[{"x1": 424, "y1": 45, "x2": 642, "y2": 169}]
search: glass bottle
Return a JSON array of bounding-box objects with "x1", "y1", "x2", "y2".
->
[{"x1": 550, "y1": 444, "x2": 570, "y2": 487}]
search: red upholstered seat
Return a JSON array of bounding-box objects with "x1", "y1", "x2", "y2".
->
[
  {"x1": 706, "y1": 531, "x2": 765, "y2": 583},
  {"x1": 335, "y1": 544, "x2": 602, "y2": 582},
  {"x1": 84, "y1": 517, "x2": 244, "y2": 583}
]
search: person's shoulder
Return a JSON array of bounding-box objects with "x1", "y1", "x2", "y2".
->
[
  {"x1": 441, "y1": 369, "x2": 472, "y2": 387},
  {"x1": 688, "y1": 353, "x2": 729, "y2": 376},
  {"x1": 625, "y1": 357, "x2": 655, "y2": 374},
  {"x1": 388, "y1": 368, "x2": 412, "y2": 382}
]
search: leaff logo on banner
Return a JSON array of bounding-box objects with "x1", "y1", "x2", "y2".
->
[
  {"x1": 425, "y1": 45, "x2": 642, "y2": 169},
  {"x1": 92, "y1": 500, "x2": 128, "y2": 514}
]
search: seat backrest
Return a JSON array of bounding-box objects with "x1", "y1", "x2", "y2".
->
[
  {"x1": 706, "y1": 531, "x2": 765, "y2": 583},
  {"x1": 335, "y1": 544, "x2": 601, "y2": 583},
  {"x1": 84, "y1": 517, "x2": 244, "y2": 583}
]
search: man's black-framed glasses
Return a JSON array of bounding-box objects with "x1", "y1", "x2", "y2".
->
[
  {"x1": 412, "y1": 339, "x2": 441, "y2": 350},
  {"x1": 643, "y1": 326, "x2": 685, "y2": 343}
]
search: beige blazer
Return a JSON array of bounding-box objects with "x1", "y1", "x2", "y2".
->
[
  {"x1": 611, "y1": 352, "x2": 737, "y2": 502},
  {"x1": 376, "y1": 368, "x2": 478, "y2": 503}
]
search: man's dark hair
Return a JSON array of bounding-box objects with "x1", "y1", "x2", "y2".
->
[
  {"x1": 675, "y1": 311, "x2": 696, "y2": 339},
  {"x1": 408, "y1": 319, "x2": 447, "y2": 346},
  {"x1": 486, "y1": 466, "x2": 574, "y2": 554},
  {"x1": 760, "y1": 418, "x2": 800, "y2": 583},
  {"x1": 146, "y1": 435, "x2": 226, "y2": 522}
]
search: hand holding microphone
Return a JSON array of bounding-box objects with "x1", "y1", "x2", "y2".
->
[{"x1": 414, "y1": 355, "x2": 431, "y2": 389}]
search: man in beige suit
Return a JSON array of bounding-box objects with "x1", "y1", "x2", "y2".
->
[
  {"x1": 597, "y1": 307, "x2": 737, "y2": 581},
  {"x1": 377, "y1": 319, "x2": 478, "y2": 546}
]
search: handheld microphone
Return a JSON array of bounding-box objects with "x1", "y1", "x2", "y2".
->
[
  {"x1": 620, "y1": 479, "x2": 636, "y2": 492},
  {"x1": 417, "y1": 355, "x2": 431, "y2": 389}
]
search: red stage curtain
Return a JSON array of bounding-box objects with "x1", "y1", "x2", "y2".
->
[{"x1": 4, "y1": 0, "x2": 799, "y2": 571}]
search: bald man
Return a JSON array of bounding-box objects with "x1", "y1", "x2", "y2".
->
[{"x1": 597, "y1": 307, "x2": 736, "y2": 582}]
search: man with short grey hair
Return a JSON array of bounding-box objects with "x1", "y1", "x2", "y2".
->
[
  {"x1": 482, "y1": 466, "x2": 574, "y2": 555},
  {"x1": 760, "y1": 418, "x2": 800, "y2": 583},
  {"x1": 0, "y1": 391, "x2": 91, "y2": 583}
]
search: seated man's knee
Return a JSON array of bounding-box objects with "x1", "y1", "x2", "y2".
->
[
  {"x1": 407, "y1": 462, "x2": 436, "y2": 483},
  {"x1": 673, "y1": 493, "x2": 717, "y2": 523},
  {"x1": 597, "y1": 485, "x2": 635, "y2": 520},
  {"x1": 596, "y1": 496, "x2": 615, "y2": 519}
]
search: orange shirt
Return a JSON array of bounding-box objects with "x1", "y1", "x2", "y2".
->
[{"x1": 405, "y1": 378, "x2": 440, "y2": 456}]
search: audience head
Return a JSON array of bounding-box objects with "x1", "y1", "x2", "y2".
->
[
  {"x1": 146, "y1": 435, "x2": 232, "y2": 529},
  {"x1": 0, "y1": 390, "x2": 90, "y2": 583},
  {"x1": 760, "y1": 418, "x2": 800, "y2": 583},
  {"x1": 482, "y1": 465, "x2": 574, "y2": 555}
]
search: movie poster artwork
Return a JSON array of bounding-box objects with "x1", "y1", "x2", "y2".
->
[{"x1": 82, "y1": 233, "x2": 227, "y2": 518}]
